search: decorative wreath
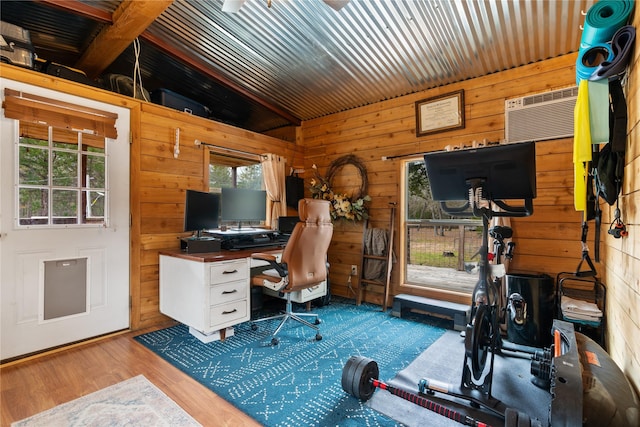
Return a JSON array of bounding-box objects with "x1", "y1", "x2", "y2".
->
[
  {"x1": 310, "y1": 155, "x2": 371, "y2": 221},
  {"x1": 324, "y1": 154, "x2": 369, "y2": 201}
]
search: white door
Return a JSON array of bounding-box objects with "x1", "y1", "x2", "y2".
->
[{"x1": 0, "y1": 79, "x2": 130, "y2": 360}]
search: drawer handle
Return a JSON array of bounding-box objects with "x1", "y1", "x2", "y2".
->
[
  {"x1": 222, "y1": 289, "x2": 238, "y2": 295},
  {"x1": 222, "y1": 308, "x2": 238, "y2": 315},
  {"x1": 222, "y1": 269, "x2": 238, "y2": 274}
]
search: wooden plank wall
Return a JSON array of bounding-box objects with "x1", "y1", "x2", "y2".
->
[
  {"x1": 3, "y1": 44, "x2": 638, "y2": 395},
  {"x1": 300, "y1": 50, "x2": 639, "y2": 394},
  {"x1": 132, "y1": 103, "x2": 303, "y2": 329},
  {"x1": 598, "y1": 10, "x2": 640, "y2": 395},
  {"x1": 301, "y1": 54, "x2": 588, "y2": 304}
]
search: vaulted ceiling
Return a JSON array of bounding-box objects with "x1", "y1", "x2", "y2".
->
[{"x1": 1, "y1": 0, "x2": 594, "y2": 133}]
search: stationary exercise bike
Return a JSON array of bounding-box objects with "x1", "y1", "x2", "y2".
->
[
  {"x1": 341, "y1": 180, "x2": 537, "y2": 425},
  {"x1": 342, "y1": 142, "x2": 540, "y2": 425},
  {"x1": 414, "y1": 179, "x2": 535, "y2": 418}
]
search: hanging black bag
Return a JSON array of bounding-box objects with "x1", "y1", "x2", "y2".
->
[{"x1": 595, "y1": 142, "x2": 624, "y2": 206}]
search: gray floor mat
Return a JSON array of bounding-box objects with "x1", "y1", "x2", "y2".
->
[{"x1": 367, "y1": 330, "x2": 551, "y2": 426}]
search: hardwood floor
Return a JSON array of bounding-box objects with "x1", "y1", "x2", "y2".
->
[{"x1": 0, "y1": 326, "x2": 261, "y2": 427}]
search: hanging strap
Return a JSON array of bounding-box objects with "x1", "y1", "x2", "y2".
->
[
  {"x1": 594, "y1": 202, "x2": 601, "y2": 262},
  {"x1": 576, "y1": 221, "x2": 597, "y2": 277},
  {"x1": 609, "y1": 78, "x2": 627, "y2": 153}
]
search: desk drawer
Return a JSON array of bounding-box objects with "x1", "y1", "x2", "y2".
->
[
  {"x1": 210, "y1": 280, "x2": 247, "y2": 304},
  {"x1": 210, "y1": 300, "x2": 248, "y2": 328},
  {"x1": 210, "y1": 260, "x2": 247, "y2": 284}
]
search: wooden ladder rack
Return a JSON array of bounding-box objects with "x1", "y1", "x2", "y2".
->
[{"x1": 357, "y1": 203, "x2": 396, "y2": 310}]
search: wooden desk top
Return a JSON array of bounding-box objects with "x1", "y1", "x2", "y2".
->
[{"x1": 159, "y1": 246, "x2": 284, "y2": 263}]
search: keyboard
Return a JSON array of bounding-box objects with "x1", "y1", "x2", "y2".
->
[{"x1": 221, "y1": 233, "x2": 280, "y2": 250}]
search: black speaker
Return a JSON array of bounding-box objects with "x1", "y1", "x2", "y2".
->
[
  {"x1": 506, "y1": 273, "x2": 554, "y2": 347},
  {"x1": 286, "y1": 175, "x2": 304, "y2": 208}
]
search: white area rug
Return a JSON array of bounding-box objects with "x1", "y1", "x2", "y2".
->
[{"x1": 12, "y1": 375, "x2": 201, "y2": 427}]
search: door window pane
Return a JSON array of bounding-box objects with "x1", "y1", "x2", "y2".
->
[
  {"x1": 19, "y1": 188, "x2": 48, "y2": 225},
  {"x1": 82, "y1": 133, "x2": 105, "y2": 153},
  {"x1": 52, "y1": 128, "x2": 79, "y2": 149},
  {"x1": 52, "y1": 189, "x2": 77, "y2": 224},
  {"x1": 16, "y1": 122, "x2": 108, "y2": 228},
  {"x1": 84, "y1": 154, "x2": 105, "y2": 188},
  {"x1": 52, "y1": 151, "x2": 78, "y2": 187},
  {"x1": 19, "y1": 146, "x2": 48, "y2": 186},
  {"x1": 84, "y1": 190, "x2": 105, "y2": 223}
]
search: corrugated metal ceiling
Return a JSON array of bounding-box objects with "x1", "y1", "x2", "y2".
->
[{"x1": 1, "y1": 0, "x2": 595, "y2": 133}]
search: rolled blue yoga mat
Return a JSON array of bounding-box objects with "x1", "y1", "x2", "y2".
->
[
  {"x1": 576, "y1": 0, "x2": 634, "y2": 83},
  {"x1": 580, "y1": 0, "x2": 635, "y2": 48}
]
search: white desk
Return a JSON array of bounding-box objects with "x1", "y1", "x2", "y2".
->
[{"x1": 159, "y1": 247, "x2": 326, "y2": 342}]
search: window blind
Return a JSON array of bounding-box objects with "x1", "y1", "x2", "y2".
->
[{"x1": 3, "y1": 88, "x2": 118, "y2": 139}]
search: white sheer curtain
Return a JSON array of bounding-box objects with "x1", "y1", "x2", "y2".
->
[{"x1": 261, "y1": 153, "x2": 287, "y2": 229}]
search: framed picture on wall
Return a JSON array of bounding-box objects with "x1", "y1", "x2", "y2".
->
[{"x1": 415, "y1": 89, "x2": 465, "y2": 136}]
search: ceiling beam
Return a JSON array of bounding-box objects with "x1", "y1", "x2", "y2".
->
[
  {"x1": 36, "y1": 0, "x2": 113, "y2": 24},
  {"x1": 36, "y1": 0, "x2": 301, "y2": 126},
  {"x1": 74, "y1": 0, "x2": 173, "y2": 78},
  {"x1": 141, "y1": 33, "x2": 301, "y2": 126}
]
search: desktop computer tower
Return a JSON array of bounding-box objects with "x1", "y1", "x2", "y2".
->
[{"x1": 180, "y1": 237, "x2": 221, "y2": 253}]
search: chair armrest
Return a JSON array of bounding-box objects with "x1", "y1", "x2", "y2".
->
[
  {"x1": 251, "y1": 252, "x2": 288, "y2": 277},
  {"x1": 252, "y1": 252, "x2": 277, "y2": 263}
]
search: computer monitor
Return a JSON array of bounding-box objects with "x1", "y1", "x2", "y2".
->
[
  {"x1": 278, "y1": 216, "x2": 299, "y2": 235},
  {"x1": 183, "y1": 189, "x2": 220, "y2": 238},
  {"x1": 221, "y1": 187, "x2": 267, "y2": 229},
  {"x1": 423, "y1": 141, "x2": 537, "y2": 202}
]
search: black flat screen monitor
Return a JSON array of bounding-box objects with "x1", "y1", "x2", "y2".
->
[
  {"x1": 221, "y1": 188, "x2": 267, "y2": 227},
  {"x1": 278, "y1": 216, "x2": 299, "y2": 235},
  {"x1": 423, "y1": 141, "x2": 537, "y2": 201},
  {"x1": 183, "y1": 189, "x2": 220, "y2": 237}
]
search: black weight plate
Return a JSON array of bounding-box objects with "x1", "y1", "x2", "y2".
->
[
  {"x1": 341, "y1": 355, "x2": 378, "y2": 401},
  {"x1": 341, "y1": 355, "x2": 363, "y2": 396}
]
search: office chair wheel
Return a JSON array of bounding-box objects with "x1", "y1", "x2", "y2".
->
[
  {"x1": 341, "y1": 355, "x2": 379, "y2": 401},
  {"x1": 271, "y1": 337, "x2": 280, "y2": 345},
  {"x1": 315, "y1": 333, "x2": 322, "y2": 341},
  {"x1": 314, "y1": 318, "x2": 321, "y2": 325},
  {"x1": 251, "y1": 323, "x2": 258, "y2": 331}
]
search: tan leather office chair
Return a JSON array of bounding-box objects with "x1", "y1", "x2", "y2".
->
[{"x1": 251, "y1": 198, "x2": 333, "y2": 345}]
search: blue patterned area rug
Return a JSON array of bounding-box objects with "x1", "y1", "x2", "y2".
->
[{"x1": 135, "y1": 297, "x2": 446, "y2": 427}]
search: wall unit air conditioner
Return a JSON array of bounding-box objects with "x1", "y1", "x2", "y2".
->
[{"x1": 505, "y1": 86, "x2": 578, "y2": 143}]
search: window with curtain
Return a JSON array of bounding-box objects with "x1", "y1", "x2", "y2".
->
[
  {"x1": 208, "y1": 150, "x2": 264, "y2": 226},
  {"x1": 208, "y1": 151, "x2": 263, "y2": 190}
]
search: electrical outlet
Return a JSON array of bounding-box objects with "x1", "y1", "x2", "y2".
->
[{"x1": 351, "y1": 265, "x2": 358, "y2": 276}]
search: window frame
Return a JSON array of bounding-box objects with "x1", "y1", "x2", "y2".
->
[
  {"x1": 14, "y1": 123, "x2": 109, "y2": 229},
  {"x1": 398, "y1": 156, "x2": 478, "y2": 299},
  {"x1": 207, "y1": 149, "x2": 265, "y2": 227}
]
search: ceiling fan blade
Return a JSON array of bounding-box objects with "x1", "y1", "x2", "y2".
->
[
  {"x1": 323, "y1": 0, "x2": 349, "y2": 11},
  {"x1": 222, "y1": 0, "x2": 247, "y2": 13}
]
